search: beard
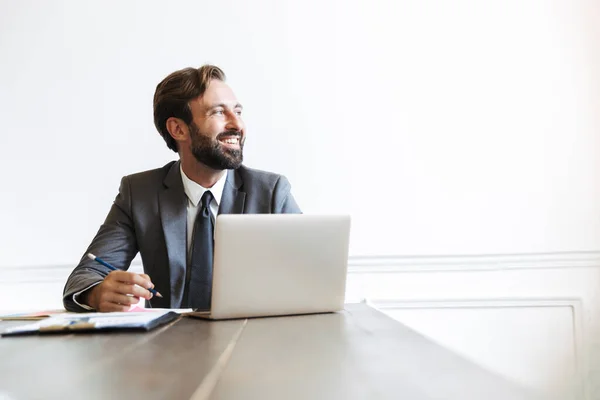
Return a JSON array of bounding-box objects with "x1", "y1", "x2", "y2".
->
[{"x1": 189, "y1": 122, "x2": 244, "y2": 170}]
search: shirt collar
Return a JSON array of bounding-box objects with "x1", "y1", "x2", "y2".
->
[{"x1": 180, "y1": 164, "x2": 228, "y2": 207}]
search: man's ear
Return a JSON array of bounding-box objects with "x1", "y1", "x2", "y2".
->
[{"x1": 165, "y1": 117, "x2": 189, "y2": 144}]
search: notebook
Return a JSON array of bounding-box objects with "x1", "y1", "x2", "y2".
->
[{"x1": 0, "y1": 310, "x2": 180, "y2": 336}]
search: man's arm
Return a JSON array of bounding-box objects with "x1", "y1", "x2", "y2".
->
[
  {"x1": 272, "y1": 175, "x2": 301, "y2": 214},
  {"x1": 62, "y1": 176, "x2": 140, "y2": 312}
]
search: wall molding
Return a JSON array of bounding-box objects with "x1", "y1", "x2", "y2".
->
[
  {"x1": 369, "y1": 297, "x2": 588, "y2": 400},
  {"x1": 348, "y1": 251, "x2": 600, "y2": 273},
  {"x1": 0, "y1": 262, "x2": 145, "y2": 284},
  {"x1": 369, "y1": 297, "x2": 583, "y2": 310},
  {"x1": 1, "y1": 251, "x2": 599, "y2": 283}
]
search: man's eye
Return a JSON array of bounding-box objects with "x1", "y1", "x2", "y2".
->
[
  {"x1": 213, "y1": 110, "x2": 224, "y2": 115},
  {"x1": 235, "y1": 110, "x2": 243, "y2": 116}
]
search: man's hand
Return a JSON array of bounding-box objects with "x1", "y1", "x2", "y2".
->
[{"x1": 82, "y1": 271, "x2": 155, "y2": 312}]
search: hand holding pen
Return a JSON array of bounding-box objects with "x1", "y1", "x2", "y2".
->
[{"x1": 81, "y1": 253, "x2": 163, "y2": 312}]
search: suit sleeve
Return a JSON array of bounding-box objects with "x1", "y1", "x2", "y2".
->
[
  {"x1": 272, "y1": 175, "x2": 302, "y2": 214},
  {"x1": 62, "y1": 176, "x2": 139, "y2": 312}
]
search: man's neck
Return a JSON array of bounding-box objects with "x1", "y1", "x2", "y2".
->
[{"x1": 180, "y1": 155, "x2": 226, "y2": 188}]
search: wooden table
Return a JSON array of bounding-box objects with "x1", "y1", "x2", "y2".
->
[{"x1": 0, "y1": 304, "x2": 545, "y2": 400}]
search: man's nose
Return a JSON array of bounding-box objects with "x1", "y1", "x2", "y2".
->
[{"x1": 225, "y1": 112, "x2": 244, "y2": 132}]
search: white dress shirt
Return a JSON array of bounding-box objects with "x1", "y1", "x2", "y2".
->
[
  {"x1": 73, "y1": 166, "x2": 228, "y2": 310},
  {"x1": 179, "y1": 165, "x2": 227, "y2": 257}
]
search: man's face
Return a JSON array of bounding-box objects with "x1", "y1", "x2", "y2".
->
[{"x1": 187, "y1": 80, "x2": 245, "y2": 170}]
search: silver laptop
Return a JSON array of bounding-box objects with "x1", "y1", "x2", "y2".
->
[{"x1": 190, "y1": 214, "x2": 351, "y2": 320}]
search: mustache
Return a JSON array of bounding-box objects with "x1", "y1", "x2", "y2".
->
[{"x1": 216, "y1": 130, "x2": 243, "y2": 140}]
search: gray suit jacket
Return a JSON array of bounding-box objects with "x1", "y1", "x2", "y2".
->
[{"x1": 63, "y1": 161, "x2": 301, "y2": 312}]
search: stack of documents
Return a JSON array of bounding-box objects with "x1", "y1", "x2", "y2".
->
[{"x1": 1, "y1": 310, "x2": 180, "y2": 336}]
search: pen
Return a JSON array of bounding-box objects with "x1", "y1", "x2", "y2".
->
[{"x1": 87, "y1": 253, "x2": 163, "y2": 298}]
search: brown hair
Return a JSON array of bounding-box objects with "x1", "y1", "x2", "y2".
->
[{"x1": 153, "y1": 65, "x2": 226, "y2": 152}]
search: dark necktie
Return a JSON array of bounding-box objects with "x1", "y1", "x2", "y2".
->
[{"x1": 188, "y1": 191, "x2": 214, "y2": 310}]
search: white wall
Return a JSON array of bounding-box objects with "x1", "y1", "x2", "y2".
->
[
  {"x1": 1, "y1": 0, "x2": 599, "y2": 398},
  {"x1": 0, "y1": 0, "x2": 598, "y2": 267}
]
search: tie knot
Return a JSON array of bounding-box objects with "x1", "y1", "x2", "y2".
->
[{"x1": 201, "y1": 191, "x2": 213, "y2": 208}]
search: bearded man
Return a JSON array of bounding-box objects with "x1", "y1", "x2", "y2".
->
[{"x1": 63, "y1": 65, "x2": 301, "y2": 312}]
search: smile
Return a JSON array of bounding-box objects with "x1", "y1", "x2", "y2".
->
[
  {"x1": 218, "y1": 136, "x2": 241, "y2": 148},
  {"x1": 220, "y1": 137, "x2": 239, "y2": 144}
]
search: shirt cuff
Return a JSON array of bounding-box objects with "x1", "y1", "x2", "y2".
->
[{"x1": 72, "y1": 281, "x2": 102, "y2": 311}]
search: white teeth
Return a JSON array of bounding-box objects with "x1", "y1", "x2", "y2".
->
[{"x1": 223, "y1": 138, "x2": 239, "y2": 144}]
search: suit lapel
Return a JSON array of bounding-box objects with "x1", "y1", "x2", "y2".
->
[
  {"x1": 218, "y1": 169, "x2": 246, "y2": 215},
  {"x1": 159, "y1": 161, "x2": 188, "y2": 308}
]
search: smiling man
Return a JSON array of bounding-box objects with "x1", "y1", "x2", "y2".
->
[{"x1": 63, "y1": 65, "x2": 301, "y2": 312}]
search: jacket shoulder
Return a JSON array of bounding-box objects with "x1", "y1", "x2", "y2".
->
[
  {"x1": 124, "y1": 161, "x2": 177, "y2": 186},
  {"x1": 236, "y1": 165, "x2": 285, "y2": 188}
]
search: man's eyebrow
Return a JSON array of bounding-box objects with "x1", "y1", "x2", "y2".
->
[{"x1": 207, "y1": 103, "x2": 244, "y2": 110}]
